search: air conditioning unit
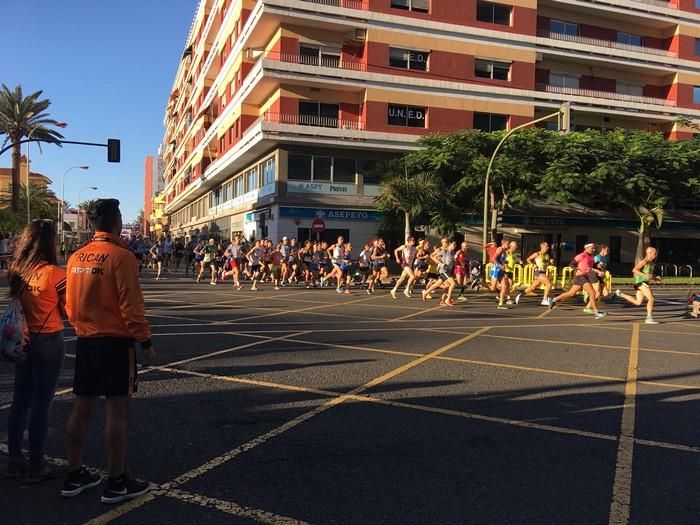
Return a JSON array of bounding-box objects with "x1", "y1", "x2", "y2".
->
[{"x1": 345, "y1": 29, "x2": 366, "y2": 42}]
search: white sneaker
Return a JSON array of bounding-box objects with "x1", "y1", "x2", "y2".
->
[
  {"x1": 540, "y1": 299, "x2": 549, "y2": 306},
  {"x1": 390, "y1": 288, "x2": 397, "y2": 300},
  {"x1": 515, "y1": 293, "x2": 522, "y2": 304},
  {"x1": 614, "y1": 289, "x2": 622, "y2": 297},
  {"x1": 645, "y1": 317, "x2": 659, "y2": 325},
  {"x1": 403, "y1": 289, "x2": 411, "y2": 298}
]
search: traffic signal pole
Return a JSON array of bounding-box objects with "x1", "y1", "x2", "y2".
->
[
  {"x1": 0, "y1": 138, "x2": 120, "y2": 162},
  {"x1": 481, "y1": 103, "x2": 571, "y2": 266}
]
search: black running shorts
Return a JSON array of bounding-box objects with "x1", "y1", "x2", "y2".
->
[{"x1": 74, "y1": 337, "x2": 138, "y2": 397}]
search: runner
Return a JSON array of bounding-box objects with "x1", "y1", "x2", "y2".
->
[
  {"x1": 191, "y1": 239, "x2": 204, "y2": 281},
  {"x1": 327, "y1": 236, "x2": 346, "y2": 293},
  {"x1": 222, "y1": 235, "x2": 244, "y2": 290},
  {"x1": 246, "y1": 240, "x2": 265, "y2": 291},
  {"x1": 63, "y1": 199, "x2": 155, "y2": 503},
  {"x1": 162, "y1": 236, "x2": 173, "y2": 271},
  {"x1": 129, "y1": 234, "x2": 146, "y2": 275},
  {"x1": 269, "y1": 243, "x2": 282, "y2": 290},
  {"x1": 196, "y1": 239, "x2": 217, "y2": 285},
  {"x1": 548, "y1": 243, "x2": 607, "y2": 318},
  {"x1": 358, "y1": 243, "x2": 372, "y2": 287},
  {"x1": 454, "y1": 241, "x2": 469, "y2": 302},
  {"x1": 488, "y1": 237, "x2": 511, "y2": 310},
  {"x1": 614, "y1": 246, "x2": 660, "y2": 324},
  {"x1": 412, "y1": 240, "x2": 430, "y2": 289},
  {"x1": 185, "y1": 237, "x2": 198, "y2": 277},
  {"x1": 213, "y1": 242, "x2": 226, "y2": 284},
  {"x1": 367, "y1": 238, "x2": 389, "y2": 295},
  {"x1": 6, "y1": 219, "x2": 67, "y2": 482},
  {"x1": 391, "y1": 237, "x2": 417, "y2": 299},
  {"x1": 341, "y1": 242, "x2": 354, "y2": 294},
  {"x1": 516, "y1": 241, "x2": 554, "y2": 306},
  {"x1": 279, "y1": 237, "x2": 291, "y2": 286},
  {"x1": 173, "y1": 238, "x2": 185, "y2": 271},
  {"x1": 421, "y1": 238, "x2": 457, "y2": 306},
  {"x1": 149, "y1": 238, "x2": 164, "y2": 280},
  {"x1": 591, "y1": 244, "x2": 611, "y2": 301},
  {"x1": 300, "y1": 240, "x2": 314, "y2": 288},
  {"x1": 288, "y1": 238, "x2": 300, "y2": 284}
]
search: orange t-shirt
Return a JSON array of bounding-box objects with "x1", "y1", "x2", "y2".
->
[{"x1": 20, "y1": 262, "x2": 66, "y2": 333}]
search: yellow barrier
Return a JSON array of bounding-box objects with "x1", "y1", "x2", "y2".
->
[
  {"x1": 512, "y1": 264, "x2": 523, "y2": 288},
  {"x1": 546, "y1": 265, "x2": 557, "y2": 286},
  {"x1": 560, "y1": 267, "x2": 573, "y2": 289},
  {"x1": 605, "y1": 271, "x2": 612, "y2": 294},
  {"x1": 523, "y1": 264, "x2": 535, "y2": 287},
  {"x1": 485, "y1": 263, "x2": 494, "y2": 280}
]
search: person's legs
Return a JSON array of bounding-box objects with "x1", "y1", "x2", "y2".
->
[
  {"x1": 639, "y1": 285, "x2": 655, "y2": 318},
  {"x1": 105, "y1": 397, "x2": 130, "y2": 478},
  {"x1": 7, "y1": 360, "x2": 32, "y2": 462},
  {"x1": 617, "y1": 288, "x2": 644, "y2": 306},
  {"x1": 27, "y1": 333, "x2": 65, "y2": 467},
  {"x1": 65, "y1": 396, "x2": 98, "y2": 471}
]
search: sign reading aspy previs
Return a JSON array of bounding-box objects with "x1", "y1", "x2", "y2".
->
[{"x1": 288, "y1": 181, "x2": 357, "y2": 195}]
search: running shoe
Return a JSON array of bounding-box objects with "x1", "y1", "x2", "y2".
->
[
  {"x1": 506, "y1": 299, "x2": 513, "y2": 305},
  {"x1": 614, "y1": 289, "x2": 622, "y2": 297},
  {"x1": 583, "y1": 307, "x2": 594, "y2": 314},
  {"x1": 366, "y1": 289, "x2": 372, "y2": 295},
  {"x1": 514, "y1": 293, "x2": 522, "y2": 304},
  {"x1": 594, "y1": 312, "x2": 608, "y2": 319},
  {"x1": 540, "y1": 299, "x2": 549, "y2": 306},
  {"x1": 425, "y1": 293, "x2": 433, "y2": 299},
  {"x1": 236, "y1": 284, "x2": 244, "y2": 290},
  {"x1": 336, "y1": 287, "x2": 343, "y2": 294},
  {"x1": 26, "y1": 462, "x2": 67, "y2": 484},
  {"x1": 583, "y1": 291, "x2": 589, "y2": 303},
  {"x1": 210, "y1": 281, "x2": 217, "y2": 286},
  {"x1": 645, "y1": 317, "x2": 659, "y2": 325},
  {"x1": 196, "y1": 276, "x2": 201, "y2": 283},
  {"x1": 275, "y1": 286, "x2": 280, "y2": 291},
  {"x1": 445, "y1": 299, "x2": 456, "y2": 307},
  {"x1": 422, "y1": 291, "x2": 428, "y2": 302},
  {"x1": 439, "y1": 300, "x2": 447, "y2": 306},
  {"x1": 547, "y1": 297, "x2": 556, "y2": 310},
  {"x1": 61, "y1": 467, "x2": 102, "y2": 497},
  {"x1": 344, "y1": 289, "x2": 351, "y2": 294},
  {"x1": 251, "y1": 286, "x2": 258, "y2": 291},
  {"x1": 497, "y1": 304, "x2": 508, "y2": 310},
  {"x1": 390, "y1": 288, "x2": 397, "y2": 300},
  {"x1": 101, "y1": 474, "x2": 150, "y2": 504},
  {"x1": 470, "y1": 280, "x2": 479, "y2": 290},
  {"x1": 456, "y1": 295, "x2": 467, "y2": 302},
  {"x1": 403, "y1": 289, "x2": 411, "y2": 299}
]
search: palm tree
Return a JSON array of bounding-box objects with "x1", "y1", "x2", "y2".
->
[
  {"x1": 374, "y1": 170, "x2": 443, "y2": 241},
  {"x1": 0, "y1": 182, "x2": 58, "y2": 222},
  {"x1": 0, "y1": 84, "x2": 64, "y2": 213}
]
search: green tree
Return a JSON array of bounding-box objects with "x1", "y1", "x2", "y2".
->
[
  {"x1": 0, "y1": 85, "x2": 64, "y2": 213},
  {"x1": 0, "y1": 182, "x2": 58, "y2": 226},
  {"x1": 374, "y1": 166, "x2": 443, "y2": 241}
]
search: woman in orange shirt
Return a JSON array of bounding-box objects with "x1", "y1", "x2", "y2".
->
[{"x1": 6, "y1": 220, "x2": 67, "y2": 482}]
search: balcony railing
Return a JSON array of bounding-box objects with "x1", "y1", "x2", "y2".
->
[
  {"x1": 300, "y1": 0, "x2": 368, "y2": 9},
  {"x1": 537, "y1": 30, "x2": 677, "y2": 58},
  {"x1": 536, "y1": 83, "x2": 675, "y2": 106},
  {"x1": 629, "y1": 0, "x2": 677, "y2": 8},
  {"x1": 264, "y1": 51, "x2": 367, "y2": 72},
  {"x1": 263, "y1": 112, "x2": 365, "y2": 130}
]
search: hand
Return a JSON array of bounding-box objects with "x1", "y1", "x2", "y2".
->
[{"x1": 142, "y1": 347, "x2": 156, "y2": 367}]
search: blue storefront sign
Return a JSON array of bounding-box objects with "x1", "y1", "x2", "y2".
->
[{"x1": 279, "y1": 207, "x2": 382, "y2": 222}]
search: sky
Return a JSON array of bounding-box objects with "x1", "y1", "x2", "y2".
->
[{"x1": 0, "y1": 0, "x2": 195, "y2": 222}]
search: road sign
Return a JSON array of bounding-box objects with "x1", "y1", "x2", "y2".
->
[{"x1": 311, "y1": 218, "x2": 326, "y2": 233}]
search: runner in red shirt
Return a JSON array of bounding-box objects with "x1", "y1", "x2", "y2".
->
[{"x1": 548, "y1": 243, "x2": 607, "y2": 318}]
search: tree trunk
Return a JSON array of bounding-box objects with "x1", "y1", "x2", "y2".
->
[
  {"x1": 11, "y1": 142, "x2": 21, "y2": 214},
  {"x1": 635, "y1": 223, "x2": 652, "y2": 261},
  {"x1": 403, "y1": 210, "x2": 411, "y2": 242}
]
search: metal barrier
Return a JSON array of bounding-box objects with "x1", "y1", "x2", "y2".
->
[
  {"x1": 560, "y1": 267, "x2": 574, "y2": 289},
  {"x1": 605, "y1": 271, "x2": 613, "y2": 293},
  {"x1": 485, "y1": 263, "x2": 494, "y2": 280},
  {"x1": 681, "y1": 265, "x2": 694, "y2": 278},
  {"x1": 511, "y1": 264, "x2": 524, "y2": 289},
  {"x1": 546, "y1": 266, "x2": 558, "y2": 286},
  {"x1": 523, "y1": 264, "x2": 535, "y2": 287}
]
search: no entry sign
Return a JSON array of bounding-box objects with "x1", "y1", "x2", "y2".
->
[{"x1": 311, "y1": 218, "x2": 326, "y2": 233}]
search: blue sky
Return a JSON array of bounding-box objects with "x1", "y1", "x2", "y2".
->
[{"x1": 0, "y1": 0, "x2": 194, "y2": 222}]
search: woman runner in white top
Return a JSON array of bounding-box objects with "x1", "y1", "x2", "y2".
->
[
  {"x1": 391, "y1": 237, "x2": 417, "y2": 299},
  {"x1": 326, "y1": 236, "x2": 346, "y2": 293}
]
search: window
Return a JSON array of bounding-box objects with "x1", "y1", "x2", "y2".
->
[
  {"x1": 299, "y1": 44, "x2": 341, "y2": 68},
  {"x1": 314, "y1": 157, "x2": 332, "y2": 181},
  {"x1": 694, "y1": 86, "x2": 700, "y2": 104},
  {"x1": 262, "y1": 158, "x2": 275, "y2": 186},
  {"x1": 223, "y1": 182, "x2": 232, "y2": 202},
  {"x1": 476, "y1": 1, "x2": 511, "y2": 25},
  {"x1": 359, "y1": 160, "x2": 380, "y2": 184},
  {"x1": 234, "y1": 176, "x2": 244, "y2": 197},
  {"x1": 475, "y1": 59, "x2": 511, "y2": 80},
  {"x1": 473, "y1": 112, "x2": 508, "y2": 132},
  {"x1": 246, "y1": 167, "x2": 259, "y2": 192},
  {"x1": 334, "y1": 158, "x2": 357, "y2": 183},
  {"x1": 617, "y1": 81, "x2": 644, "y2": 97},
  {"x1": 617, "y1": 32, "x2": 643, "y2": 47},
  {"x1": 299, "y1": 101, "x2": 339, "y2": 127},
  {"x1": 288, "y1": 155, "x2": 312, "y2": 181},
  {"x1": 609, "y1": 236, "x2": 621, "y2": 264},
  {"x1": 388, "y1": 104, "x2": 426, "y2": 127},
  {"x1": 391, "y1": 0, "x2": 429, "y2": 12},
  {"x1": 549, "y1": 72, "x2": 580, "y2": 89},
  {"x1": 389, "y1": 48, "x2": 429, "y2": 71},
  {"x1": 550, "y1": 19, "x2": 579, "y2": 36}
]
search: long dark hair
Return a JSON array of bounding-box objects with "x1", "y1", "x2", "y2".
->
[{"x1": 8, "y1": 220, "x2": 58, "y2": 298}]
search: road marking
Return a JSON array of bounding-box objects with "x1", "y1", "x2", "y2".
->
[
  {"x1": 390, "y1": 304, "x2": 445, "y2": 322},
  {"x1": 84, "y1": 329, "x2": 489, "y2": 524},
  {"x1": 609, "y1": 323, "x2": 640, "y2": 525},
  {"x1": 228, "y1": 294, "x2": 381, "y2": 323},
  {"x1": 537, "y1": 308, "x2": 553, "y2": 319}
]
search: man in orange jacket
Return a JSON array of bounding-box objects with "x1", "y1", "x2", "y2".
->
[{"x1": 62, "y1": 199, "x2": 156, "y2": 504}]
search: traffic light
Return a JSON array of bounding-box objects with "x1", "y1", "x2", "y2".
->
[
  {"x1": 559, "y1": 102, "x2": 572, "y2": 133},
  {"x1": 107, "y1": 139, "x2": 121, "y2": 163}
]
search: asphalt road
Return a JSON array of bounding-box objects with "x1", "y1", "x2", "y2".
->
[{"x1": 1, "y1": 275, "x2": 699, "y2": 525}]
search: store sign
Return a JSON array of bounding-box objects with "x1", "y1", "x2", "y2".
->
[
  {"x1": 288, "y1": 182, "x2": 357, "y2": 195},
  {"x1": 280, "y1": 207, "x2": 382, "y2": 222}
]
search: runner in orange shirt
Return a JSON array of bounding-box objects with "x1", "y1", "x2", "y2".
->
[
  {"x1": 6, "y1": 220, "x2": 67, "y2": 483},
  {"x1": 63, "y1": 199, "x2": 156, "y2": 503}
]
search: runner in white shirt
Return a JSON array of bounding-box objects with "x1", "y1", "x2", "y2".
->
[{"x1": 391, "y1": 237, "x2": 417, "y2": 299}]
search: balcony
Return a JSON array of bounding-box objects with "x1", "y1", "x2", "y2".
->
[
  {"x1": 536, "y1": 83, "x2": 675, "y2": 107},
  {"x1": 263, "y1": 112, "x2": 365, "y2": 130},
  {"x1": 264, "y1": 51, "x2": 366, "y2": 72},
  {"x1": 537, "y1": 30, "x2": 677, "y2": 58},
  {"x1": 300, "y1": 0, "x2": 368, "y2": 9}
]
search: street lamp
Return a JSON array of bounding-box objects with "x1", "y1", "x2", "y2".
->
[
  {"x1": 26, "y1": 121, "x2": 68, "y2": 224},
  {"x1": 60, "y1": 165, "x2": 89, "y2": 245},
  {"x1": 77, "y1": 186, "x2": 98, "y2": 242}
]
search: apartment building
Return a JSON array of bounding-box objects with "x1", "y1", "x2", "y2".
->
[{"x1": 160, "y1": 0, "x2": 700, "y2": 247}]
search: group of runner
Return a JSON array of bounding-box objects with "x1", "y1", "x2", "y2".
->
[{"x1": 132, "y1": 232, "x2": 670, "y2": 323}]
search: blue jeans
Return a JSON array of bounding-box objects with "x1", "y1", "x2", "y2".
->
[{"x1": 7, "y1": 331, "x2": 65, "y2": 465}]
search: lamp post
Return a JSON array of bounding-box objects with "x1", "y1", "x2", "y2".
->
[
  {"x1": 60, "y1": 165, "x2": 90, "y2": 245},
  {"x1": 77, "y1": 186, "x2": 98, "y2": 243},
  {"x1": 26, "y1": 122, "x2": 68, "y2": 224}
]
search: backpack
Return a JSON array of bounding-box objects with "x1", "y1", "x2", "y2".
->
[{"x1": 0, "y1": 297, "x2": 30, "y2": 363}]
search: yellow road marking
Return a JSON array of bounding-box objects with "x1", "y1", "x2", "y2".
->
[
  {"x1": 537, "y1": 308, "x2": 553, "y2": 319},
  {"x1": 390, "y1": 303, "x2": 445, "y2": 322},
  {"x1": 609, "y1": 323, "x2": 640, "y2": 525}
]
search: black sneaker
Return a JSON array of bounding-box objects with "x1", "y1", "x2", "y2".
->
[
  {"x1": 101, "y1": 474, "x2": 150, "y2": 504},
  {"x1": 26, "y1": 462, "x2": 68, "y2": 484},
  {"x1": 61, "y1": 467, "x2": 102, "y2": 497}
]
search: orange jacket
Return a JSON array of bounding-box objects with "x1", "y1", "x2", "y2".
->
[{"x1": 66, "y1": 232, "x2": 151, "y2": 344}]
